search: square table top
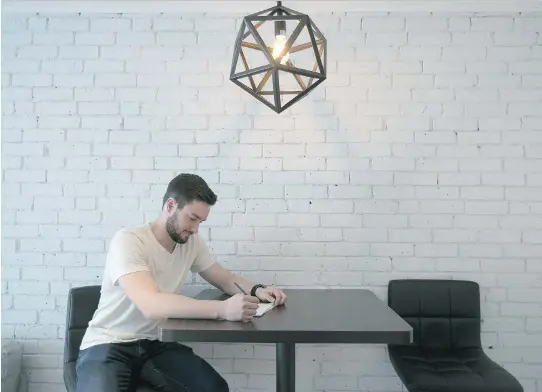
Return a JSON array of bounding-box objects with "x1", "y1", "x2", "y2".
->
[{"x1": 159, "y1": 288, "x2": 413, "y2": 344}]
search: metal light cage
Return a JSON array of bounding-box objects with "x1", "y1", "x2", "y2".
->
[{"x1": 230, "y1": 1, "x2": 327, "y2": 114}]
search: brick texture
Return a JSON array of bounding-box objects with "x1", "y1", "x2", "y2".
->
[{"x1": 2, "y1": 10, "x2": 542, "y2": 392}]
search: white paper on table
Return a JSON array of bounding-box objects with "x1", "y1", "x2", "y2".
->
[{"x1": 255, "y1": 302, "x2": 276, "y2": 317}]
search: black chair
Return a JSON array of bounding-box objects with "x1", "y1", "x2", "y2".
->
[
  {"x1": 63, "y1": 285, "x2": 157, "y2": 392},
  {"x1": 387, "y1": 279, "x2": 523, "y2": 392}
]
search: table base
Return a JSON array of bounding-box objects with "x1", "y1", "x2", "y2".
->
[{"x1": 276, "y1": 342, "x2": 295, "y2": 392}]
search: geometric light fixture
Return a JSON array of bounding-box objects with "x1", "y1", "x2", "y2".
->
[{"x1": 230, "y1": 1, "x2": 327, "y2": 114}]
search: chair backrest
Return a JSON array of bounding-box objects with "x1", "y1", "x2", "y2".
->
[
  {"x1": 388, "y1": 279, "x2": 481, "y2": 349},
  {"x1": 63, "y1": 285, "x2": 101, "y2": 366}
]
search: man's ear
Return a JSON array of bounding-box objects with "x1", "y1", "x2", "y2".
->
[{"x1": 165, "y1": 198, "x2": 177, "y2": 214}]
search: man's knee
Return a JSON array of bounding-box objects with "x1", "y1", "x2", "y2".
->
[
  {"x1": 201, "y1": 362, "x2": 228, "y2": 392},
  {"x1": 211, "y1": 374, "x2": 229, "y2": 392}
]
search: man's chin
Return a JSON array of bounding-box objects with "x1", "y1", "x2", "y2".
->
[
  {"x1": 169, "y1": 233, "x2": 189, "y2": 245},
  {"x1": 176, "y1": 235, "x2": 190, "y2": 244}
]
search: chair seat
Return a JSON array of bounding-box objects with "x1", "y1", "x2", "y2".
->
[{"x1": 389, "y1": 347, "x2": 524, "y2": 392}]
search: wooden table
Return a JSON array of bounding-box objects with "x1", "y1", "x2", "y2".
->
[{"x1": 159, "y1": 288, "x2": 413, "y2": 392}]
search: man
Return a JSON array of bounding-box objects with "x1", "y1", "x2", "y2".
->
[{"x1": 75, "y1": 173, "x2": 287, "y2": 392}]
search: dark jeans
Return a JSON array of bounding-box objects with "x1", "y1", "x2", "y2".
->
[{"x1": 75, "y1": 339, "x2": 229, "y2": 392}]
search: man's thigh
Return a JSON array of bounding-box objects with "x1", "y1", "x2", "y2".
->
[
  {"x1": 75, "y1": 342, "x2": 141, "y2": 392},
  {"x1": 140, "y1": 341, "x2": 229, "y2": 392}
]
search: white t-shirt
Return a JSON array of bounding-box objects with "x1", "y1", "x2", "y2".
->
[{"x1": 79, "y1": 223, "x2": 215, "y2": 351}]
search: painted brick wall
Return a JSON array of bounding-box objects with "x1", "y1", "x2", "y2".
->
[{"x1": 2, "y1": 9, "x2": 542, "y2": 392}]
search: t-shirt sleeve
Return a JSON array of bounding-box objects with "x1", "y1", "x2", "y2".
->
[
  {"x1": 190, "y1": 235, "x2": 216, "y2": 273},
  {"x1": 107, "y1": 229, "x2": 150, "y2": 286}
]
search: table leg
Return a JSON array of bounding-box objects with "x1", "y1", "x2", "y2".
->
[{"x1": 276, "y1": 342, "x2": 295, "y2": 392}]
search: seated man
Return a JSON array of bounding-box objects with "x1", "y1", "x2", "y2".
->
[{"x1": 76, "y1": 173, "x2": 287, "y2": 392}]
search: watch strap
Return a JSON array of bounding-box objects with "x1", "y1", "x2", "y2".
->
[{"x1": 250, "y1": 284, "x2": 266, "y2": 297}]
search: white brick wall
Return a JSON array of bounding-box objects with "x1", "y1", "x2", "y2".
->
[{"x1": 2, "y1": 9, "x2": 542, "y2": 392}]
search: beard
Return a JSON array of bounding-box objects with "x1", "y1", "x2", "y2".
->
[{"x1": 166, "y1": 212, "x2": 190, "y2": 244}]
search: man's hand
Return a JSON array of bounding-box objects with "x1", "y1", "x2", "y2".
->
[
  {"x1": 221, "y1": 293, "x2": 259, "y2": 322},
  {"x1": 255, "y1": 286, "x2": 287, "y2": 305}
]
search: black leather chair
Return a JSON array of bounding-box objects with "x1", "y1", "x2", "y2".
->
[
  {"x1": 387, "y1": 279, "x2": 523, "y2": 392},
  {"x1": 63, "y1": 285, "x2": 157, "y2": 392}
]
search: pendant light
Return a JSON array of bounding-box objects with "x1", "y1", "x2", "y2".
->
[{"x1": 230, "y1": 1, "x2": 327, "y2": 114}]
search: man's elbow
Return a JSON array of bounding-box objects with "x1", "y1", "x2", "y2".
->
[
  {"x1": 139, "y1": 304, "x2": 155, "y2": 319},
  {"x1": 141, "y1": 307, "x2": 163, "y2": 320},
  {"x1": 117, "y1": 271, "x2": 166, "y2": 319},
  {"x1": 136, "y1": 296, "x2": 166, "y2": 320}
]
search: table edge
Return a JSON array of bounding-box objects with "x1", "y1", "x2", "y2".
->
[{"x1": 159, "y1": 328, "x2": 413, "y2": 344}]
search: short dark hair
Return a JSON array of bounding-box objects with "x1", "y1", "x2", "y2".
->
[{"x1": 162, "y1": 173, "x2": 217, "y2": 209}]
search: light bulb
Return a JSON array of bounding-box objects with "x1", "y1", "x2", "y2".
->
[{"x1": 272, "y1": 34, "x2": 290, "y2": 65}]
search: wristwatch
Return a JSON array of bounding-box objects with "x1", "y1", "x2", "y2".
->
[{"x1": 250, "y1": 284, "x2": 266, "y2": 297}]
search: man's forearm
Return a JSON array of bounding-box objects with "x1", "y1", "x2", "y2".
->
[
  {"x1": 198, "y1": 263, "x2": 259, "y2": 297},
  {"x1": 220, "y1": 273, "x2": 256, "y2": 296},
  {"x1": 144, "y1": 292, "x2": 225, "y2": 320}
]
